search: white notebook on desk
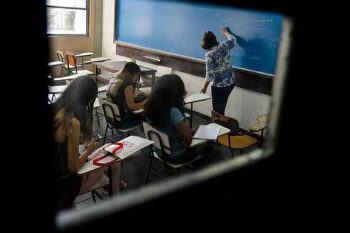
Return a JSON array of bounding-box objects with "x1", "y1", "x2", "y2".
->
[{"x1": 193, "y1": 124, "x2": 221, "y2": 140}]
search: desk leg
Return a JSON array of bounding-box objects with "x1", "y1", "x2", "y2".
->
[
  {"x1": 190, "y1": 103, "x2": 193, "y2": 128},
  {"x1": 107, "y1": 166, "x2": 113, "y2": 196},
  {"x1": 151, "y1": 73, "x2": 156, "y2": 86},
  {"x1": 95, "y1": 109, "x2": 100, "y2": 126},
  {"x1": 49, "y1": 67, "x2": 53, "y2": 78},
  {"x1": 94, "y1": 66, "x2": 100, "y2": 83},
  {"x1": 260, "y1": 129, "x2": 264, "y2": 147}
]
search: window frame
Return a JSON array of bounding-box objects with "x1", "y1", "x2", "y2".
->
[{"x1": 46, "y1": 0, "x2": 90, "y2": 37}]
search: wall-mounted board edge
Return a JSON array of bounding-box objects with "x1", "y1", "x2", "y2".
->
[{"x1": 115, "y1": 42, "x2": 273, "y2": 95}]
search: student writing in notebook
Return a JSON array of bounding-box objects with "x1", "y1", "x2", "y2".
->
[
  {"x1": 144, "y1": 74, "x2": 209, "y2": 165},
  {"x1": 52, "y1": 76, "x2": 123, "y2": 211},
  {"x1": 106, "y1": 62, "x2": 147, "y2": 127}
]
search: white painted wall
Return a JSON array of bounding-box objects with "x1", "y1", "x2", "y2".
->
[{"x1": 102, "y1": 0, "x2": 270, "y2": 130}]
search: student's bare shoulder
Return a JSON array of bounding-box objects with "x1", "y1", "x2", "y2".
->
[
  {"x1": 53, "y1": 109, "x2": 65, "y2": 121},
  {"x1": 70, "y1": 117, "x2": 81, "y2": 129}
]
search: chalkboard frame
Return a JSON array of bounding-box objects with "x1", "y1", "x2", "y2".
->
[{"x1": 113, "y1": 0, "x2": 274, "y2": 95}]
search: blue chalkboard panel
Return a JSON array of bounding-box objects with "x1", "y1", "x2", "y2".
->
[{"x1": 115, "y1": 0, "x2": 283, "y2": 75}]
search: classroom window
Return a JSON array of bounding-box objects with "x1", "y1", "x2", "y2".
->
[{"x1": 46, "y1": 0, "x2": 89, "y2": 36}]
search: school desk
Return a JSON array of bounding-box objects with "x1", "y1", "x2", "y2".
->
[
  {"x1": 184, "y1": 93, "x2": 211, "y2": 128},
  {"x1": 77, "y1": 136, "x2": 154, "y2": 194},
  {"x1": 90, "y1": 57, "x2": 111, "y2": 62},
  {"x1": 89, "y1": 57, "x2": 111, "y2": 75},
  {"x1": 53, "y1": 70, "x2": 94, "y2": 82},
  {"x1": 94, "y1": 61, "x2": 157, "y2": 85},
  {"x1": 48, "y1": 85, "x2": 67, "y2": 94},
  {"x1": 74, "y1": 52, "x2": 94, "y2": 68},
  {"x1": 48, "y1": 61, "x2": 64, "y2": 78}
]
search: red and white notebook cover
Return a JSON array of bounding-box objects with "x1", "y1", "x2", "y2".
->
[{"x1": 92, "y1": 142, "x2": 124, "y2": 166}]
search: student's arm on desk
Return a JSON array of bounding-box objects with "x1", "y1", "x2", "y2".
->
[
  {"x1": 68, "y1": 118, "x2": 96, "y2": 173},
  {"x1": 176, "y1": 120, "x2": 193, "y2": 146},
  {"x1": 125, "y1": 85, "x2": 146, "y2": 111},
  {"x1": 86, "y1": 143, "x2": 112, "y2": 160}
]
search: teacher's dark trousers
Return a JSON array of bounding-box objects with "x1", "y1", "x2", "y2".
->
[{"x1": 211, "y1": 83, "x2": 235, "y2": 115}]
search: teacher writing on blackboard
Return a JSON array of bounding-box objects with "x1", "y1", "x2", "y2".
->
[{"x1": 200, "y1": 26, "x2": 237, "y2": 115}]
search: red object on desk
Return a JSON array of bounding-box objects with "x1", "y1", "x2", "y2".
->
[
  {"x1": 103, "y1": 142, "x2": 124, "y2": 154},
  {"x1": 93, "y1": 142, "x2": 123, "y2": 166}
]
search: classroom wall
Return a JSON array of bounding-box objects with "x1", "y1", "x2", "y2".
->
[
  {"x1": 102, "y1": 0, "x2": 271, "y2": 130},
  {"x1": 93, "y1": 0, "x2": 103, "y2": 57},
  {"x1": 48, "y1": 0, "x2": 103, "y2": 75}
]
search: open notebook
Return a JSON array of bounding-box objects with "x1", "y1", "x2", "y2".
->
[{"x1": 193, "y1": 124, "x2": 221, "y2": 140}]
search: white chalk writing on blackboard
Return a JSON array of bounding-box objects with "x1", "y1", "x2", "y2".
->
[{"x1": 252, "y1": 17, "x2": 275, "y2": 23}]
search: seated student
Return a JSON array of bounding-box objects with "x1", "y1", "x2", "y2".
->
[
  {"x1": 106, "y1": 62, "x2": 147, "y2": 126},
  {"x1": 144, "y1": 74, "x2": 210, "y2": 165},
  {"x1": 52, "y1": 76, "x2": 124, "y2": 211}
]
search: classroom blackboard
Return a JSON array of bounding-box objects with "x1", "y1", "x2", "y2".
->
[{"x1": 115, "y1": 0, "x2": 283, "y2": 75}]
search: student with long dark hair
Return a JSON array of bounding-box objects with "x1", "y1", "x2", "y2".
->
[
  {"x1": 200, "y1": 26, "x2": 237, "y2": 115},
  {"x1": 145, "y1": 74, "x2": 209, "y2": 165},
  {"x1": 52, "y1": 76, "x2": 122, "y2": 210},
  {"x1": 106, "y1": 62, "x2": 146, "y2": 126}
]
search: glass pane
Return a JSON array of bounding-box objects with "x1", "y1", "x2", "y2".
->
[
  {"x1": 47, "y1": 8, "x2": 87, "y2": 35},
  {"x1": 47, "y1": 0, "x2": 86, "y2": 8}
]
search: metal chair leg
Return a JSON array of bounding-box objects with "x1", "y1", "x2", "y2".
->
[
  {"x1": 107, "y1": 166, "x2": 113, "y2": 196},
  {"x1": 95, "y1": 110, "x2": 100, "y2": 126},
  {"x1": 259, "y1": 129, "x2": 265, "y2": 147},
  {"x1": 145, "y1": 156, "x2": 153, "y2": 183},
  {"x1": 145, "y1": 147, "x2": 153, "y2": 183},
  {"x1": 91, "y1": 191, "x2": 96, "y2": 203},
  {"x1": 205, "y1": 143, "x2": 214, "y2": 164},
  {"x1": 228, "y1": 134, "x2": 234, "y2": 158},
  {"x1": 103, "y1": 125, "x2": 108, "y2": 144}
]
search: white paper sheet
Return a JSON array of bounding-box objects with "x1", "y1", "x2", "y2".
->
[{"x1": 193, "y1": 124, "x2": 221, "y2": 140}]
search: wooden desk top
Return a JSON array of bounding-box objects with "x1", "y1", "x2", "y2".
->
[
  {"x1": 185, "y1": 93, "x2": 211, "y2": 104},
  {"x1": 96, "y1": 61, "x2": 156, "y2": 75},
  {"x1": 53, "y1": 70, "x2": 94, "y2": 81},
  {"x1": 90, "y1": 57, "x2": 110, "y2": 62},
  {"x1": 48, "y1": 85, "x2": 67, "y2": 94},
  {"x1": 75, "y1": 52, "x2": 94, "y2": 57},
  {"x1": 48, "y1": 61, "x2": 64, "y2": 66}
]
